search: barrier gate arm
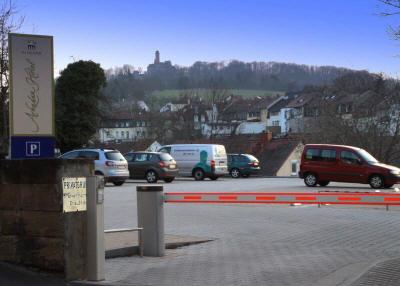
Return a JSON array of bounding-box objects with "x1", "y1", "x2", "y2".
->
[{"x1": 164, "y1": 192, "x2": 400, "y2": 206}]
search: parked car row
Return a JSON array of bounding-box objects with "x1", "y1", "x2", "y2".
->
[
  {"x1": 59, "y1": 143, "x2": 400, "y2": 189},
  {"x1": 59, "y1": 144, "x2": 261, "y2": 185}
]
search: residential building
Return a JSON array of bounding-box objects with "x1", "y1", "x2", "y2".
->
[{"x1": 98, "y1": 111, "x2": 150, "y2": 143}]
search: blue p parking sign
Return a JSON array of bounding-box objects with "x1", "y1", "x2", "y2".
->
[
  {"x1": 26, "y1": 141, "x2": 41, "y2": 157},
  {"x1": 11, "y1": 136, "x2": 55, "y2": 159}
]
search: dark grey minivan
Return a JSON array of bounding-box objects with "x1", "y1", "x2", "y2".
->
[{"x1": 124, "y1": 151, "x2": 179, "y2": 183}]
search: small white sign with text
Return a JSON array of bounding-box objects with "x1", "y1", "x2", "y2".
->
[{"x1": 62, "y1": 177, "x2": 87, "y2": 213}]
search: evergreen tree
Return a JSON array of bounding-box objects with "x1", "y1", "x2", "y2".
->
[{"x1": 55, "y1": 60, "x2": 106, "y2": 152}]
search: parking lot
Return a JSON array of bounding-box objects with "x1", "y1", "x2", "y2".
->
[{"x1": 104, "y1": 177, "x2": 400, "y2": 286}]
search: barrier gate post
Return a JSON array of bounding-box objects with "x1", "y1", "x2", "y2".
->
[
  {"x1": 137, "y1": 185, "x2": 165, "y2": 256},
  {"x1": 87, "y1": 176, "x2": 105, "y2": 281}
]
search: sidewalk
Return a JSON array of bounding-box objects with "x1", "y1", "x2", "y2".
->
[{"x1": 0, "y1": 262, "x2": 67, "y2": 286}]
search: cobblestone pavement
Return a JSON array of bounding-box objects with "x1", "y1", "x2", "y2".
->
[{"x1": 104, "y1": 178, "x2": 400, "y2": 286}]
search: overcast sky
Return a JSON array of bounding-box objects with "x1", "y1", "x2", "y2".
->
[{"x1": 17, "y1": 0, "x2": 400, "y2": 77}]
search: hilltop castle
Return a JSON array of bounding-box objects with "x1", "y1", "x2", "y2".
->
[{"x1": 147, "y1": 50, "x2": 175, "y2": 76}]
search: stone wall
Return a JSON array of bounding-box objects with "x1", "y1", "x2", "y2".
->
[{"x1": 0, "y1": 159, "x2": 94, "y2": 280}]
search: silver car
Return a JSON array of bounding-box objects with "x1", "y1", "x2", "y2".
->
[{"x1": 60, "y1": 148, "x2": 129, "y2": 186}]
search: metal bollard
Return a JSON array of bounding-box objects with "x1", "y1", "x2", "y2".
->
[
  {"x1": 137, "y1": 185, "x2": 165, "y2": 257},
  {"x1": 86, "y1": 176, "x2": 105, "y2": 281}
]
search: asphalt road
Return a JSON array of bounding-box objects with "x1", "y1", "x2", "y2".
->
[
  {"x1": 103, "y1": 177, "x2": 400, "y2": 286},
  {"x1": 104, "y1": 177, "x2": 399, "y2": 229}
]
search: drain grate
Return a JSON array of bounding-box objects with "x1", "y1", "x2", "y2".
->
[{"x1": 350, "y1": 258, "x2": 400, "y2": 286}]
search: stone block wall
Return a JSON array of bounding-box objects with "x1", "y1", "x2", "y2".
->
[{"x1": 0, "y1": 159, "x2": 93, "y2": 280}]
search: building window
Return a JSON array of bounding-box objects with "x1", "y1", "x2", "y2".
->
[
  {"x1": 126, "y1": 131, "x2": 129, "y2": 138},
  {"x1": 116, "y1": 131, "x2": 119, "y2": 138},
  {"x1": 126, "y1": 122, "x2": 129, "y2": 127},
  {"x1": 121, "y1": 131, "x2": 125, "y2": 137}
]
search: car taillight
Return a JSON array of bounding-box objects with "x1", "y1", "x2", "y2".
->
[
  {"x1": 211, "y1": 160, "x2": 215, "y2": 168},
  {"x1": 105, "y1": 161, "x2": 116, "y2": 167},
  {"x1": 159, "y1": 161, "x2": 166, "y2": 168}
]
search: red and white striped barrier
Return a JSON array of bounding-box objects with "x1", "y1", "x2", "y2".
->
[{"x1": 164, "y1": 192, "x2": 400, "y2": 205}]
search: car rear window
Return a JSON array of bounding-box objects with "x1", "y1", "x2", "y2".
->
[
  {"x1": 61, "y1": 150, "x2": 80, "y2": 159},
  {"x1": 305, "y1": 148, "x2": 336, "y2": 162},
  {"x1": 320, "y1": 149, "x2": 336, "y2": 162},
  {"x1": 305, "y1": 149, "x2": 320, "y2": 160},
  {"x1": 244, "y1": 155, "x2": 258, "y2": 162},
  {"x1": 105, "y1": 151, "x2": 125, "y2": 161},
  {"x1": 159, "y1": 153, "x2": 174, "y2": 161},
  {"x1": 79, "y1": 151, "x2": 99, "y2": 160}
]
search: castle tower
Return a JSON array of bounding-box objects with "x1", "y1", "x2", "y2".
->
[{"x1": 154, "y1": 50, "x2": 160, "y2": 64}]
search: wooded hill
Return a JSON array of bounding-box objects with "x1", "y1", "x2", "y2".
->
[{"x1": 102, "y1": 60, "x2": 357, "y2": 103}]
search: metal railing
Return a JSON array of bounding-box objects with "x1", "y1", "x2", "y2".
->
[{"x1": 105, "y1": 227, "x2": 144, "y2": 257}]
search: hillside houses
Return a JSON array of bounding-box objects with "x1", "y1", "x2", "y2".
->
[
  {"x1": 98, "y1": 111, "x2": 150, "y2": 143},
  {"x1": 97, "y1": 87, "x2": 400, "y2": 144}
]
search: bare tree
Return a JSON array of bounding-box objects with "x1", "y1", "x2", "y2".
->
[
  {"x1": 379, "y1": 0, "x2": 400, "y2": 39},
  {"x1": 0, "y1": 0, "x2": 24, "y2": 154},
  {"x1": 303, "y1": 77, "x2": 400, "y2": 164},
  {"x1": 203, "y1": 79, "x2": 231, "y2": 138}
]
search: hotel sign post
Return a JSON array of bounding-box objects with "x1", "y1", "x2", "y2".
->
[{"x1": 9, "y1": 33, "x2": 55, "y2": 159}]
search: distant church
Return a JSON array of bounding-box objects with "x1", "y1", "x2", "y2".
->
[{"x1": 147, "y1": 50, "x2": 175, "y2": 76}]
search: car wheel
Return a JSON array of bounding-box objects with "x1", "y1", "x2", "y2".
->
[
  {"x1": 369, "y1": 175, "x2": 384, "y2": 189},
  {"x1": 163, "y1": 177, "x2": 175, "y2": 183},
  {"x1": 304, "y1": 173, "x2": 318, "y2": 187},
  {"x1": 384, "y1": 184, "x2": 394, "y2": 189},
  {"x1": 230, "y1": 168, "x2": 240, "y2": 178},
  {"x1": 193, "y1": 168, "x2": 205, "y2": 181},
  {"x1": 209, "y1": 176, "x2": 218, "y2": 181},
  {"x1": 146, "y1": 170, "x2": 158, "y2": 183},
  {"x1": 318, "y1": 181, "x2": 330, "y2": 187},
  {"x1": 113, "y1": 181, "x2": 124, "y2": 186}
]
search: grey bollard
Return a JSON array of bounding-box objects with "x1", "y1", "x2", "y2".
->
[
  {"x1": 86, "y1": 176, "x2": 105, "y2": 281},
  {"x1": 137, "y1": 185, "x2": 165, "y2": 256}
]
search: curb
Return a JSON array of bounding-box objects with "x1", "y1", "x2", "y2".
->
[{"x1": 106, "y1": 238, "x2": 214, "y2": 259}]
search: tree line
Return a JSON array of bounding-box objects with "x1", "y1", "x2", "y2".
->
[{"x1": 102, "y1": 60, "x2": 355, "y2": 103}]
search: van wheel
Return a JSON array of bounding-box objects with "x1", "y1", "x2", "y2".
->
[
  {"x1": 193, "y1": 169, "x2": 205, "y2": 181},
  {"x1": 230, "y1": 168, "x2": 240, "y2": 178},
  {"x1": 304, "y1": 173, "x2": 318, "y2": 187},
  {"x1": 318, "y1": 181, "x2": 329, "y2": 187},
  {"x1": 113, "y1": 181, "x2": 125, "y2": 186},
  {"x1": 369, "y1": 175, "x2": 384, "y2": 189},
  {"x1": 146, "y1": 170, "x2": 158, "y2": 183}
]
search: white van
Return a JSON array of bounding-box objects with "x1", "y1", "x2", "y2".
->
[{"x1": 158, "y1": 144, "x2": 228, "y2": 180}]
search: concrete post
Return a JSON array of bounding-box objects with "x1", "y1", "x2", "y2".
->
[
  {"x1": 86, "y1": 176, "x2": 105, "y2": 281},
  {"x1": 137, "y1": 185, "x2": 165, "y2": 257}
]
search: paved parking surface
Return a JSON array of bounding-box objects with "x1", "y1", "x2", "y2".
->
[{"x1": 104, "y1": 178, "x2": 400, "y2": 286}]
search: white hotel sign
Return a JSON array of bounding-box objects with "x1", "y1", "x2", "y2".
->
[{"x1": 9, "y1": 33, "x2": 54, "y2": 136}]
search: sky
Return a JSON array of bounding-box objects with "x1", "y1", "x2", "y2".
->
[{"x1": 16, "y1": 0, "x2": 400, "y2": 77}]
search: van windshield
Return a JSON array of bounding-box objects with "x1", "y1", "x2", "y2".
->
[{"x1": 357, "y1": 149, "x2": 378, "y2": 164}]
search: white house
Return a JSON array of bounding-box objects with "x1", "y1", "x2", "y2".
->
[{"x1": 98, "y1": 112, "x2": 150, "y2": 143}]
